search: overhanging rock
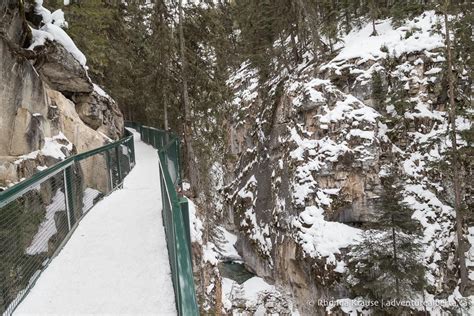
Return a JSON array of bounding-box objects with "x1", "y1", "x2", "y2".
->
[{"x1": 32, "y1": 41, "x2": 93, "y2": 94}]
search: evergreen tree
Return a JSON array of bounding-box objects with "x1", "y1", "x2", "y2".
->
[
  {"x1": 390, "y1": 0, "x2": 434, "y2": 26},
  {"x1": 232, "y1": 0, "x2": 298, "y2": 79},
  {"x1": 440, "y1": 0, "x2": 471, "y2": 295},
  {"x1": 64, "y1": 0, "x2": 122, "y2": 84},
  {"x1": 369, "y1": 0, "x2": 379, "y2": 36},
  {"x1": 346, "y1": 169, "x2": 426, "y2": 312},
  {"x1": 178, "y1": 0, "x2": 199, "y2": 193},
  {"x1": 140, "y1": 0, "x2": 179, "y2": 129}
]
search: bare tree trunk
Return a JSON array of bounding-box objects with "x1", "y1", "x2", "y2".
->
[
  {"x1": 370, "y1": 0, "x2": 378, "y2": 36},
  {"x1": 444, "y1": 1, "x2": 468, "y2": 295},
  {"x1": 422, "y1": 290, "x2": 428, "y2": 315},
  {"x1": 178, "y1": 0, "x2": 199, "y2": 192},
  {"x1": 371, "y1": 19, "x2": 377, "y2": 36},
  {"x1": 391, "y1": 217, "x2": 400, "y2": 297},
  {"x1": 156, "y1": 3, "x2": 169, "y2": 132},
  {"x1": 295, "y1": 0, "x2": 320, "y2": 58},
  {"x1": 164, "y1": 102, "x2": 168, "y2": 131},
  {"x1": 290, "y1": 30, "x2": 301, "y2": 64},
  {"x1": 214, "y1": 274, "x2": 223, "y2": 315}
]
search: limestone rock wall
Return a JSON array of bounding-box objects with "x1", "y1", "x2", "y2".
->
[
  {"x1": 218, "y1": 12, "x2": 473, "y2": 315},
  {"x1": 0, "y1": 1, "x2": 123, "y2": 190}
]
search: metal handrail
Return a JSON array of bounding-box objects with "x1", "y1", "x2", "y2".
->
[
  {"x1": 0, "y1": 122, "x2": 198, "y2": 316},
  {"x1": 0, "y1": 132, "x2": 134, "y2": 208},
  {"x1": 0, "y1": 129, "x2": 136, "y2": 315},
  {"x1": 125, "y1": 121, "x2": 198, "y2": 316}
]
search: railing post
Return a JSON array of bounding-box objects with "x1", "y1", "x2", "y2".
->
[
  {"x1": 105, "y1": 150, "x2": 113, "y2": 191},
  {"x1": 179, "y1": 197, "x2": 192, "y2": 262},
  {"x1": 64, "y1": 165, "x2": 76, "y2": 228},
  {"x1": 176, "y1": 139, "x2": 181, "y2": 185},
  {"x1": 130, "y1": 138, "x2": 136, "y2": 166},
  {"x1": 115, "y1": 146, "x2": 123, "y2": 183}
]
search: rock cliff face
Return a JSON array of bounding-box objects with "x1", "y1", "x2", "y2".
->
[
  {"x1": 199, "y1": 11, "x2": 473, "y2": 315},
  {"x1": 224, "y1": 63, "x2": 383, "y2": 314},
  {"x1": 0, "y1": 1, "x2": 123, "y2": 189}
]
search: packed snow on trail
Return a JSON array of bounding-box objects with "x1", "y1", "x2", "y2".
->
[{"x1": 14, "y1": 130, "x2": 176, "y2": 315}]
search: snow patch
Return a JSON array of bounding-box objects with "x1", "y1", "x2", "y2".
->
[
  {"x1": 187, "y1": 198, "x2": 203, "y2": 244},
  {"x1": 331, "y1": 11, "x2": 443, "y2": 63},
  {"x1": 82, "y1": 188, "x2": 102, "y2": 213},
  {"x1": 293, "y1": 206, "x2": 361, "y2": 263},
  {"x1": 217, "y1": 227, "x2": 241, "y2": 261},
  {"x1": 17, "y1": 133, "x2": 73, "y2": 162},
  {"x1": 93, "y1": 84, "x2": 111, "y2": 99},
  {"x1": 30, "y1": 1, "x2": 86, "y2": 66},
  {"x1": 26, "y1": 190, "x2": 65, "y2": 255}
]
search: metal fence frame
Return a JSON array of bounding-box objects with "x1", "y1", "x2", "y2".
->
[
  {"x1": 0, "y1": 130, "x2": 135, "y2": 315},
  {"x1": 1, "y1": 123, "x2": 198, "y2": 316},
  {"x1": 126, "y1": 122, "x2": 198, "y2": 316}
]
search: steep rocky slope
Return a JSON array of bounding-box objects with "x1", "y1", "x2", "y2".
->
[
  {"x1": 191, "y1": 11, "x2": 473, "y2": 315},
  {"x1": 0, "y1": 0, "x2": 123, "y2": 190}
]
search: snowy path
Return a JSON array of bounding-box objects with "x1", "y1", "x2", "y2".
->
[{"x1": 15, "y1": 131, "x2": 177, "y2": 315}]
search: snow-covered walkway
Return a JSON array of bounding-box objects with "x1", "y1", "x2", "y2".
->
[{"x1": 15, "y1": 131, "x2": 176, "y2": 315}]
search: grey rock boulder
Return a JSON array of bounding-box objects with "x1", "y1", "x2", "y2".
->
[
  {"x1": 9, "y1": 108, "x2": 45, "y2": 156},
  {"x1": 0, "y1": 157, "x2": 19, "y2": 188},
  {"x1": 33, "y1": 41, "x2": 93, "y2": 94},
  {"x1": 73, "y1": 88, "x2": 124, "y2": 139},
  {"x1": 75, "y1": 99, "x2": 104, "y2": 130},
  {"x1": 0, "y1": 37, "x2": 50, "y2": 156}
]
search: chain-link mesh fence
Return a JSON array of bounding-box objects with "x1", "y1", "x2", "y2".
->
[
  {"x1": 130, "y1": 123, "x2": 197, "y2": 316},
  {"x1": 0, "y1": 122, "x2": 197, "y2": 316},
  {"x1": 0, "y1": 131, "x2": 135, "y2": 315}
]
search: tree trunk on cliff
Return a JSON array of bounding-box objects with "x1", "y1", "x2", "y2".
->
[
  {"x1": 391, "y1": 219, "x2": 400, "y2": 297},
  {"x1": 178, "y1": 0, "x2": 199, "y2": 192},
  {"x1": 444, "y1": 1, "x2": 468, "y2": 295},
  {"x1": 295, "y1": 0, "x2": 320, "y2": 58},
  {"x1": 290, "y1": 30, "x2": 301, "y2": 64},
  {"x1": 370, "y1": 0, "x2": 378, "y2": 36},
  {"x1": 164, "y1": 102, "x2": 168, "y2": 131}
]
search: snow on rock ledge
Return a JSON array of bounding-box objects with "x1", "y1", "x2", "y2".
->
[
  {"x1": 30, "y1": 39, "x2": 92, "y2": 94},
  {"x1": 26, "y1": 1, "x2": 92, "y2": 94},
  {"x1": 31, "y1": 1, "x2": 85, "y2": 65},
  {"x1": 222, "y1": 276, "x2": 299, "y2": 314}
]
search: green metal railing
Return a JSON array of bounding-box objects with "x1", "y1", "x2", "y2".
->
[
  {"x1": 0, "y1": 123, "x2": 197, "y2": 316},
  {"x1": 0, "y1": 130, "x2": 135, "y2": 315},
  {"x1": 125, "y1": 122, "x2": 198, "y2": 316}
]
